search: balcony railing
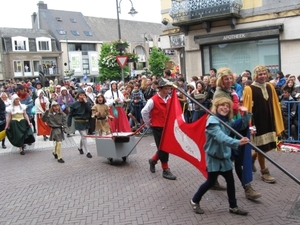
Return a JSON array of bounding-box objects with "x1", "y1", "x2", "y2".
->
[{"x1": 169, "y1": 0, "x2": 243, "y2": 25}]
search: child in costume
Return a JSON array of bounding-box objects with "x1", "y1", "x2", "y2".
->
[
  {"x1": 190, "y1": 97, "x2": 251, "y2": 215},
  {"x1": 42, "y1": 101, "x2": 68, "y2": 163},
  {"x1": 91, "y1": 93, "x2": 114, "y2": 135}
]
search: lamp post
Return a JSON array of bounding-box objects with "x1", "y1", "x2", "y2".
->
[{"x1": 116, "y1": 0, "x2": 138, "y2": 82}]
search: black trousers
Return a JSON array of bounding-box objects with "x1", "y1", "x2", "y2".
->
[
  {"x1": 192, "y1": 170, "x2": 237, "y2": 208},
  {"x1": 152, "y1": 127, "x2": 169, "y2": 163}
]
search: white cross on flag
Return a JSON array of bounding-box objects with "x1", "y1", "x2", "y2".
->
[{"x1": 116, "y1": 56, "x2": 128, "y2": 68}]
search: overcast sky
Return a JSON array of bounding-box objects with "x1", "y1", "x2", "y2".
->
[{"x1": 0, "y1": 0, "x2": 162, "y2": 28}]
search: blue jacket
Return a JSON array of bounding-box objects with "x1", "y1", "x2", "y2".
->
[
  {"x1": 204, "y1": 113, "x2": 252, "y2": 172},
  {"x1": 20, "y1": 95, "x2": 34, "y2": 117}
]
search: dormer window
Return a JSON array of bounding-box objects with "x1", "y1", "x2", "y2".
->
[
  {"x1": 36, "y1": 37, "x2": 52, "y2": 51},
  {"x1": 71, "y1": 30, "x2": 80, "y2": 36},
  {"x1": 70, "y1": 18, "x2": 77, "y2": 23},
  {"x1": 84, "y1": 31, "x2": 92, "y2": 36},
  {"x1": 12, "y1": 36, "x2": 29, "y2": 51},
  {"x1": 57, "y1": 30, "x2": 66, "y2": 35}
]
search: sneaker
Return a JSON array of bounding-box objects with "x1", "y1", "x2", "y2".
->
[
  {"x1": 210, "y1": 180, "x2": 227, "y2": 191},
  {"x1": 190, "y1": 199, "x2": 204, "y2": 214},
  {"x1": 52, "y1": 152, "x2": 58, "y2": 159},
  {"x1": 149, "y1": 159, "x2": 156, "y2": 173},
  {"x1": 78, "y1": 148, "x2": 84, "y2": 155},
  {"x1": 229, "y1": 207, "x2": 248, "y2": 215},
  {"x1": 57, "y1": 158, "x2": 65, "y2": 163},
  {"x1": 86, "y1": 152, "x2": 92, "y2": 158},
  {"x1": 162, "y1": 168, "x2": 177, "y2": 180}
]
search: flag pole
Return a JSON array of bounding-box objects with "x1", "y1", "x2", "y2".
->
[{"x1": 172, "y1": 84, "x2": 300, "y2": 185}]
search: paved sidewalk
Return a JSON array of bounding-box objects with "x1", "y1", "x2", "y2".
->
[{"x1": 0, "y1": 133, "x2": 299, "y2": 225}]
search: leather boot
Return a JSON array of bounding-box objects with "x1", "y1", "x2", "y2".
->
[
  {"x1": 261, "y1": 168, "x2": 276, "y2": 183},
  {"x1": 244, "y1": 183, "x2": 262, "y2": 200}
]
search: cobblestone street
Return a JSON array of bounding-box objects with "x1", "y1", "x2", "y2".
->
[{"x1": 0, "y1": 133, "x2": 299, "y2": 225}]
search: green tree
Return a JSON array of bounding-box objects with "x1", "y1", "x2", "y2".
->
[
  {"x1": 98, "y1": 41, "x2": 138, "y2": 82},
  {"x1": 148, "y1": 46, "x2": 170, "y2": 77}
]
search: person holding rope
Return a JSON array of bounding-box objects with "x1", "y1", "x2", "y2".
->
[
  {"x1": 142, "y1": 78, "x2": 177, "y2": 180},
  {"x1": 242, "y1": 65, "x2": 284, "y2": 183}
]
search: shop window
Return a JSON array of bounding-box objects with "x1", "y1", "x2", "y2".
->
[{"x1": 204, "y1": 38, "x2": 279, "y2": 75}]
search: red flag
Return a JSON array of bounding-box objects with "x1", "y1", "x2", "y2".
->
[{"x1": 160, "y1": 89, "x2": 208, "y2": 178}]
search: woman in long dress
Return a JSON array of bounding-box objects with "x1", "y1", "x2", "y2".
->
[
  {"x1": 5, "y1": 94, "x2": 35, "y2": 155},
  {"x1": 35, "y1": 89, "x2": 51, "y2": 141},
  {"x1": 104, "y1": 81, "x2": 131, "y2": 132}
]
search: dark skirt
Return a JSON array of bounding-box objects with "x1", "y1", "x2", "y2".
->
[{"x1": 6, "y1": 119, "x2": 35, "y2": 147}]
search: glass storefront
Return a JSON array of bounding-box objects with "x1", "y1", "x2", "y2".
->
[{"x1": 202, "y1": 38, "x2": 280, "y2": 77}]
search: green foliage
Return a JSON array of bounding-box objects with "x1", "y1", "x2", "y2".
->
[
  {"x1": 148, "y1": 47, "x2": 170, "y2": 77},
  {"x1": 98, "y1": 41, "x2": 138, "y2": 82}
]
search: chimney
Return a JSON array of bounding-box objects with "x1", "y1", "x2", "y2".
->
[
  {"x1": 37, "y1": 1, "x2": 48, "y2": 10},
  {"x1": 31, "y1": 12, "x2": 37, "y2": 28}
]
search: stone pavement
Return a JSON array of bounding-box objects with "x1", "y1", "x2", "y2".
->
[{"x1": 0, "y1": 133, "x2": 299, "y2": 225}]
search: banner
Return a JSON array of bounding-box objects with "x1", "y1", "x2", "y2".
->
[{"x1": 160, "y1": 89, "x2": 208, "y2": 178}]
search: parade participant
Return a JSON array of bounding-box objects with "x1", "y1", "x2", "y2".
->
[
  {"x1": 5, "y1": 94, "x2": 35, "y2": 155},
  {"x1": 15, "y1": 84, "x2": 35, "y2": 134},
  {"x1": 35, "y1": 89, "x2": 51, "y2": 141},
  {"x1": 212, "y1": 67, "x2": 261, "y2": 200},
  {"x1": 190, "y1": 97, "x2": 250, "y2": 215},
  {"x1": 57, "y1": 86, "x2": 75, "y2": 137},
  {"x1": 85, "y1": 86, "x2": 96, "y2": 135},
  {"x1": 243, "y1": 65, "x2": 284, "y2": 183},
  {"x1": 141, "y1": 78, "x2": 176, "y2": 180},
  {"x1": 104, "y1": 81, "x2": 131, "y2": 132},
  {"x1": 67, "y1": 88, "x2": 93, "y2": 158},
  {"x1": 42, "y1": 101, "x2": 68, "y2": 163},
  {"x1": 91, "y1": 93, "x2": 114, "y2": 135}
]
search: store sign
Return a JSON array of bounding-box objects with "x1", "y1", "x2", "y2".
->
[
  {"x1": 223, "y1": 33, "x2": 246, "y2": 40},
  {"x1": 194, "y1": 25, "x2": 283, "y2": 45}
]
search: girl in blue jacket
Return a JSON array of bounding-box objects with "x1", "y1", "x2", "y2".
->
[{"x1": 190, "y1": 97, "x2": 251, "y2": 216}]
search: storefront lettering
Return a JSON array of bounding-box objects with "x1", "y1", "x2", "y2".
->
[{"x1": 223, "y1": 33, "x2": 246, "y2": 40}]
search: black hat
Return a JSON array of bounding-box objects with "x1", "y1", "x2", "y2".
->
[
  {"x1": 15, "y1": 84, "x2": 24, "y2": 91},
  {"x1": 76, "y1": 88, "x2": 85, "y2": 94},
  {"x1": 177, "y1": 77, "x2": 185, "y2": 83},
  {"x1": 157, "y1": 78, "x2": 173, "y2": 88},
  {"x1": 35, "y1": 80, "x2": 42, "y2": 87}
]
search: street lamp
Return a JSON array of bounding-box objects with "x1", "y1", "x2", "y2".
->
[
  {"x1": 116, "y1": 0, "x2": 138, "y2": 40},
  {"x1": 115, "y1": 0, "x2": 138, "y2": 83}
]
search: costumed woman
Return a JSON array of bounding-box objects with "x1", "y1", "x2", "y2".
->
[
  {"x1": 104, "y1": 81, "x2": 131, "y2": 132},
  {"x1": 5, "y1": 94, "x2": 35, "y2": 155},
  {"x1": 35, "y1": 89, "x2": 51, "y2": 141},
  {"x1": 57, "y1": 86, "x2": 75, "y2": 137}
]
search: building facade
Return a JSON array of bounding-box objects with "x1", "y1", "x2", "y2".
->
[
  {"x1": 161, "y1": 0, "x2": 300, "y2": 80},
  {"x1": 0, "y1": 28, "x2": 61, "y2": 82}
]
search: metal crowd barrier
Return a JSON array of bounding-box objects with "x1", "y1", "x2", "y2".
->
[{"x1": 281, "y1": 100, "x2": 300, "y2": 143}]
